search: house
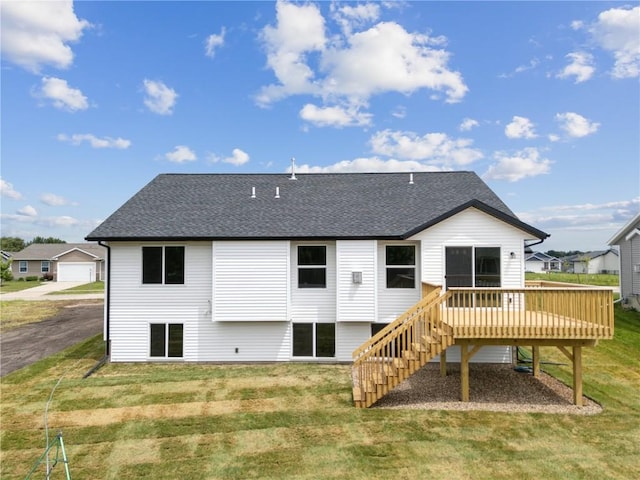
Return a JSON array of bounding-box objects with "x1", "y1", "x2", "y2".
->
[
  {"x1": 525, "y1": 251, "x2": 561, "y2": 273},
  {"x1": 566, "y1": 249, "x2": 620, "y2": 275},
  {"x1": 10, "y1": 243, "x2": 106, "y2": 282},
  {"x1": 87, "y1": 172, "x2": 614, "y2": 407},
  {"x1": 608, "y1": 212, "x2": 640, "y2": 310}
]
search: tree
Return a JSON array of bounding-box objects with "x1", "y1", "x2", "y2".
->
[
  {"x1": 28, "y1": 237, "x2": 66, "y2": 245},
  {"x1": 0, "y1": 237, "x2": 26, "y2": 252},
  {"x1": 1, "y1": 258, "x2": 13, "y2": 282}
]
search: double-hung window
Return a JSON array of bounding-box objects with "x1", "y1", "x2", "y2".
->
[
  {"x1": 150, "y1": 323, "x2": 183, "y2": 358},
  {"x1": 385, "y1": 245, "x2": 415, "y2": 288},
  {"x1": 297, "y1": 245, "x2": 326, "y2": 288},
  {"x1": 41, "y1": 261, "x2": 50, "y2": 273},
  {"x1": 292, "y1": 323, "x2": 335, "y2": 358},
  {"x1": 19, "y1": 261, "x2": 27, "y2": 273},
  {"x1": 142, "y1": 246, "x2": 185, "y2": 284}
]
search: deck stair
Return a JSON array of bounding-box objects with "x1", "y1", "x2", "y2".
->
[{"x1": 352, "y1": 289, "x2": 453, "y2": 408}]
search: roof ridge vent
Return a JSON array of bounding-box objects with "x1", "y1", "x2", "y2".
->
[
  {"x1": 409, "y1": 173, "x2": 414, "y2": 184},
  {"x1": 290, "y1": 157, "x2": 297, "y2": 180}
]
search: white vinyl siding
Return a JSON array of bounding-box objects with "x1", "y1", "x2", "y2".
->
[
  {"x1": 412, "y1": 207, "x2": 527, "y2": 289},
  {"x1": 213, "y1": 241, "x2": 289, "y2": 322},
  {"x1": 336, "y1": 322, "x2": 371, "y2": 361},
  {"x1": 336, "y1": 240, "x2": 377, "y2": 323},
  {"x1": 108, "y1": 242, "x2": 212, "y2": 362},
  {"x1": 290, "y1": 242, "x2": 335, "y2": 324},
  {"x1": 377, "y1": 241, "x2": 420, "y2": 323},
  {"x1": 196, "y1": 322, "x2": 291, "y2": 362},
  {"x1": 430, "y1": 346, "x2": 512, "y2": 364}
]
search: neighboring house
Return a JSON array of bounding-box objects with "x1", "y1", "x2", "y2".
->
[
  {"x1": 608, "y1": 212, "x2": 640, "y2": 310},
  {"x1": 525, "y1": 251, "x2": 560, "y2": 273},
  {"x1": 86, "y1": 172, "x2": 550, "y2": 364},
  {"x1": 567, "y1": 249, "x2": 620, "y2": 275},
  {"x1": 10, "y1": 243, "x2": 106, "y2": 281}
]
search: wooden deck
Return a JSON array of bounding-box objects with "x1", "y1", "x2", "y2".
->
[{"x1": 352, "y1": 285, "x2": 614, "y2": 408}]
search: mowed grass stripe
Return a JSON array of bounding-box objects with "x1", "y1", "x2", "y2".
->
[{"x1": 2, "y1": 308, "x2": 639, "y2": 480}]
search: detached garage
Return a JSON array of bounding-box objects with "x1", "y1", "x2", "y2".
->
[
  {"x1": 57, "y1": 262, "x2": 96, "y2": 282},
  {"x1": 10, "y1": 243, "x2": 105, "y2": 281}
]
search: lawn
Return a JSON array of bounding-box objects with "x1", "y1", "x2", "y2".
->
[
  {"x1": 0, "y1": 280, "x2": 43, "y2": 293},
  {"x1": 525, "y1": 272, "x2": 619, "y2": 287},
  {"x1": 48, "y1": 281, "x2": 104, "y2": 295},
  {"x1": 1, "y1": 307, "x2": 638, "y2": 480}
]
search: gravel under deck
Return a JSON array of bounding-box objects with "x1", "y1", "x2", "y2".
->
[{"x1": 371, "y1": 363, "x2": 602, "y2": 415}]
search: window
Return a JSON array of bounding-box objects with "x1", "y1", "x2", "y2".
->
[
  {"x1": 298, "y1": 245, "x2": 326, "y2": 288},
  {"x1": 19, "y1": 261, "x2": 27, "y2": 273},
  {"x1": 292, "y1": 323, "x2": 335, "y2": 357},
  {"x1": 41, "y1": 261, "x2": 50, "y2": 273},
  {"x1": 475, "y1": 247, "x2": 500, "y2": 287},
  {"x1": 386, "y1": 245, "x2": 415, "y2": 288},
  {"x1": 142, "y1": 246, "x2": 185, "y2": 284},
  {"x1": 150, "y1": 323, "x2": 183, "y2": 357}
]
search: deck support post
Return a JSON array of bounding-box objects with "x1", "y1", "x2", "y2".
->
[
  {"x1": 532, "y1": 345, "x2": 540, "y2": 378},
  {"x1": 461, "y1": 345, "x2": 470, "y2": 402},
  {"x1": 573, "y1": 346, "x2": 583, "y2": 407},
  {"x1": 440, "y1": 350, "x2": 447, "y2": 377}
]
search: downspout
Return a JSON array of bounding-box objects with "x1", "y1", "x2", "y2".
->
[{"x1": 98, "y1": 241, "x2": 111, "y2": 357}]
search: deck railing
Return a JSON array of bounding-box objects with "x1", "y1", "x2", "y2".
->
[{"x1": 446, "y1": 287, "x2": 614, "y2": 339}]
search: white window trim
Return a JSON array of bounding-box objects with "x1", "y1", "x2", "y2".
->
[
  {"x1": 148, "y1": 322, "x2": 184, "y2": 359},
  {"x1": 384, "y1": 243, "x2": 417, "y2": 290},
  {"x1": 41, "y1": 261, "x2": 50, "y2": 273},
  {"x1": 19, "y1": 261, "x2": 27, "y2": 273}
]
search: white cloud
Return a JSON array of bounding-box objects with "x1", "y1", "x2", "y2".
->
[
  {"x1": 143, "y1": 79, "x2": 178, "y2": 115},
  {"x1": 483, "y1": 148, "x2": 552, "y2": 182},
  {"x1": 225, "y1": 149, "x2": 250, "y2": 166},
  {"x1": 164, "y1": 145, "x2": 196, "y2": 163},
  {"x1": 0, "y1": 178, "x2": 23, "y2": 200},
  {"x1": 256, "y1": 0, "x2": 467, "y2": 111},
  {"x1": 208, "y1": 148, "x2": 251, "y2": 166},
  {"x1": 57, "y1": 133, "x2": 131, "y2": 149},
  {"x1": 331, "y1": 2, "x2": 380, "y2": 35},
  {"x1": 391, "y1": 105, "x2": 406, "y2": 119},
  {"x1": 0, "y1": 0, "x2": 91, "y2": 73},
  {"x1": 205, "y1": 28, "x2": 226, "y2": 58},
  {"x1": 300, "y1": 103, "x2": 372, "y2": 127},
  {"x1": 293, "y1": 156, "x2": 444, "y2": 173},
  {"x1": 505, "y1": 116, "x2": 537, "y2": 139},
  {"x1": 555, "y1": 112, "x2": 599, "y2": 138},
  {"x1": 557, "y1": 51, "x2": 595, "y2": 83},
  {"x1": 589, "y1": 6, "x2": 640, "y2": 79},
  {"x1": 35, "y1": 77, "x2": 88, "y2": 111},
  {"x1": 459, "y1": 118, "x2": 479, "y2": 131},
  {"x1": 17, "y1": 205, "x2": 37, "y2": 217},
  {"x1": 370, "y1": 129, "x2": 483, "y2": 166},
  {"x1": 40, "y1": 193, "x2": 74, "y2": 207}
]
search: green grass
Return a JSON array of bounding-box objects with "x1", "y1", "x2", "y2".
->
[
  {"x1": 48, "y1": 281, "x2": 105, "y2": 295},
  {"x1": 0, "y1": 280, "x2": 43, "y2": 293},
  {"x1": 525, "y1": 272, "x2": 619, "y2": 287},
  {"x1": 1, "y1": 307, "x2": 638, "y2": 480}
]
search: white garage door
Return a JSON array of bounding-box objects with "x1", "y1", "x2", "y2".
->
[{"x1": 57, "y1": 263, "x2": 95, "y2": 282}]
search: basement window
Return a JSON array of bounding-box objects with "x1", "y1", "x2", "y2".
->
[
  {"x1": 292, "y1": 323, "x2": 335, "y2": 358},
  {"x1": 150, "y1": 323, "x2": 183, "y2": 358},
  {"x1": 142, "y1": 246, "x2": 185, "y2": 284}
]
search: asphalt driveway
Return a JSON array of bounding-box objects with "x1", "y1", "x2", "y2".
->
[{"x1": 0, "y1": 301, "x2": 104, "y2": 377}]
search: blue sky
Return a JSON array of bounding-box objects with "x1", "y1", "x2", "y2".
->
[{"x1": 1, "y1": 1, "x2": 638, "y2": 252}]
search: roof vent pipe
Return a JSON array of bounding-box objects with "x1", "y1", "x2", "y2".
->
[
  {"x1": 409, "y1": 173, "x2": 414, "y2": 184},
  {"x1": 290, "y1": 157, "x2": 297, "y2": 180},
  {"x1": 251, "y1": 187, "x2": 256, "y2": 199},
  {"x1": 275, "y1": 187, "x2": 280, "y2": 199}
]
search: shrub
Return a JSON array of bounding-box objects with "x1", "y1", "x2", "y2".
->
[
  {"x1": 25, "y1": 276, "x2": 39, "y2": 282},
  {"x1": 41, "y1": 273, "x2": 53, "y2": 281}
]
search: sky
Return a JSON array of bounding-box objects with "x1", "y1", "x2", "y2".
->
[{"x1": 1, "y1": 1, "x2": 638, "y2": 252}]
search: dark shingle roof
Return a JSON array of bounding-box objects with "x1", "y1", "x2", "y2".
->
[{"x1": 86, "y1": 172, "x2": 548, "y2": 241}]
